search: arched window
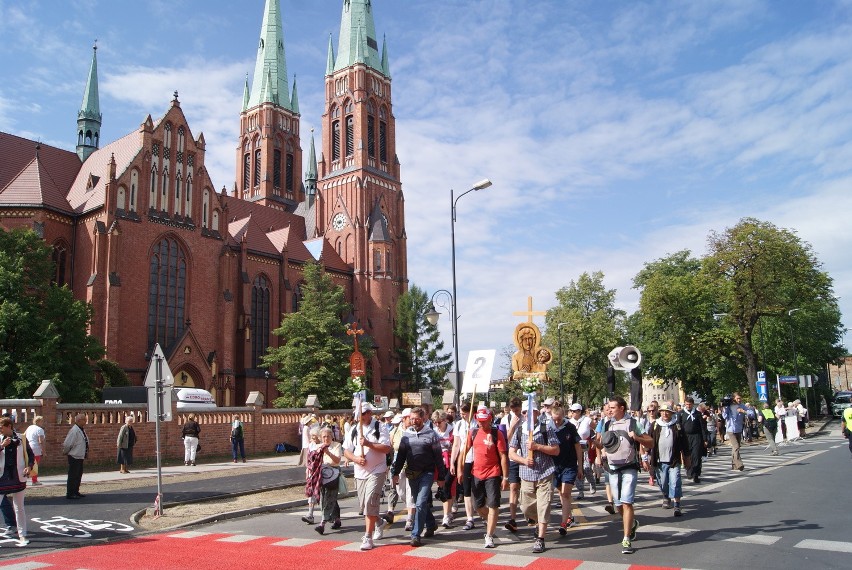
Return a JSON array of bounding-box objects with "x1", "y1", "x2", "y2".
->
[
  {"x1": 253, "y1": 149, "x2": 261, "y2": 189},
  {"x1": 202, "y1": 189, "x2": 210, "y2": 228},
  {"x1": 149, "y1": 164, "x2": 158, "y2": 210},
  {"x1": 175, "y1": 171, "x2": 182, "y2": 215},
  {"x1": 161, "y1": 166, "x2": 169, "y2": 211},
  {"x1": 147, "y1": 236, "x2": 187, "y2": 351},
  {"x1": 130, "y1": 169, "x2": 139, "y2": 211},
  {"x1": 345, "y1": 116, "x2": 354, "y2": 156},
  {"x1": 293, "y1": 283, "x2": 303, "y2": 312},
  {"x1": 367, "y1": 116, "x2": 375, "y2": 158},
  {"x1": 51, "y1": 242, "x2": 68, "y2": 286},
  {"x1": 185, "y1": 174, "x2": 192, "y2": 215},
  {"x1": 379, "y1": 108, "x2": 388, "y2": 163},
  {"x1": 84, "y1": 130, "x2": 93, "y2": 145},
  {"x1": 78, "y1": 131, "x2": 84, "y2": 145},
  {"x1": 212, "y1": 209, "x2": 220, "y2": 231},
  {"x1": 178, "y1": 126, "x2": 185, "y2": 152},
  {"x1": 251, "y1": 275, "x2": 271, "y2": 368},
  {"x1": 164, "y1": 123, "x2": 172, "y2": 149},
  {"x1": 273, "y1": 149, "x2": 282, "y2": 189},
  {"x1": 285, "y1": 153, "x2": 294, "y2": 193},
  {"x1": 332, "y1": 121, "x2": 341, "y2": 161},
  {"x1": 243, "y1": 153, "x2": 250, "y2": 191},
  {"x1": 116, "y1": 186, "x2": 126, "y2": 210}
]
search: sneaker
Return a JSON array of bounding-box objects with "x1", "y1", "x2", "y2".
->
[
  {"x1": 484, "y1": 534, "x2": 495, "y2": 548},
  {"x1": 463, "y1": 519, "x2": 475, "y2": 531},
  {"x1": 301, "y1": 515, "x2": 315, "y2": 525},
  {"x1": 404, "y1": 519, "x2": 413, "y2": 532},
  {"x1": 662, "y1": 498, "x2": 672, "y2": 509},
  {"x1": 532, "y1": 537, "x2": 545, "y2": 553},
  {"x1": 30, "y1": 481, "x2": 42, "y2": 486},
  {"x1": 382, "y1": 512, "x2": 395, "y2": 525},
  {"x1": 331, "y1": 519, "x2": 342, "y2": 529},
  {"x1": 629, "y1": 519, "x2": 639, "y2": 541},
  {"x1": 360, "y1": 535, "x2": 374, "y2": 551},
  {"x1": 604, "y1": 503, "x2": 616, "y2": 515},
  {"x1": 621, "y1": 538, "x2": 635, "y2": 554},
  {"x1": 451, "y1": 502, "x2": 459, "y2": 515},
  {"x1": 314, "y1": 523, "x2": 325, "y2": 535},
  {"x1": 16, "y1": 538, "x2": 29, "y2": 547},
  {"x1": 410, "y1": 536, "x2": 422, "y2": 547},
  {"x1": 674, "y1": 504, "x2": 682, "y2": 517},
  {"x1": 372, "y1": 523, "x2": 384, "y2": 540},
  {"x1": 191, "y1": 461, "x2": 196, "y2": 466},
  {"x1": 424, "y1": 526, "x2": 436, "y2": 538},
  {"x1": 577, "y1": 491, "x2": 585, "y2": 500},
  {"x1": 527, "y1": 518, "x2": 536, "y2": 526},
  {"x1": 693, "y1": 476, "x2": 701, "y2": 484},
  {"x1": 504, "y1": 519, "x2": 518, "y2": 533},
  {"x1": 441, "y1": 515, "x2": 451, "y2": 528}
]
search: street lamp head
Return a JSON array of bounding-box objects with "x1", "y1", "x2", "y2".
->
[
  {"x1": 471, "y1": 179, "x2": 492, "y2": 191},
  {"x1": 425, "y1": 304, "x2": 440, "y2": 326},
  {"x1": 788, "y1": 308, "x2": 802, "y2": 316}
]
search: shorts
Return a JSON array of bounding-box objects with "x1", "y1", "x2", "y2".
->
[
  {"x1": 472, "y1": 476, "x2": 502, "y2": 509},
  {"x1": 607, "y1": 468, "x2": 637, "y2": 506},
  {"x1": 355, "y1": 472, "x2": 386, "y2": 517},
  {"x1": 507, "y1": 460, "x2": 521, "y2": 484},
  {"x1": 553, "y1": 466, "x2": 577, "y2": 486}
]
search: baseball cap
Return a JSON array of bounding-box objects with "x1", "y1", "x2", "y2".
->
[
  {"x1": 382, "y1": 410, "x2": 395, "y2": 419},
  {"x1": 357, "y1": 402, "x2": 374, "y2": 414},
  {"x1": 522, "y1": 400, "x2": 538, "y2": 412},
  {"x1": 569, "y1": 403, "x2": 583, "y2": 412},
  {"x1": 475, "y1": 406, "x2": 492, "y2": 421},
  {"x1": 543, "y1": 397, "x2": 555, "y2": 406},
  {"x1": 400, "y1": 408, "x2": 412, "y2": 418},
  {"x1": 658, "y1": 403, "x2": 673, "y2": 412},
  {"x1": 391, "y1": 414, "x2": 402, "y2": 424}
]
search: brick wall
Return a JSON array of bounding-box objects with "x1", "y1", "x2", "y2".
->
[{"x1": 2, "y1": 396, "x2": 352, "y2": 468}]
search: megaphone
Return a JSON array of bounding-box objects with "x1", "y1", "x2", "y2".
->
[{"x1": 608, "y1": 346, "x2": 642, "y2": 371}]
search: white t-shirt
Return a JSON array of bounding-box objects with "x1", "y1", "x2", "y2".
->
[
  {"x1": 453, "y1": 419, "x2": 476, "y2": 463},
  {"x1": 570, "y1": 415, "x2": 592, "y2": 445},
  {"x1": 25, "y1": 424, "x2": 45, "y2": 456},
  {"x1": 343, "y1": 419, "x2": 391, "y2": 479}
]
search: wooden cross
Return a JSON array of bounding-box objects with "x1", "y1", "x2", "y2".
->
[
  {"x1": 346, "y1": 322, "x2": 364, "y2": 353},
  {"x1": 513, "y1": 296, "x2": 547, "y2": 323}
]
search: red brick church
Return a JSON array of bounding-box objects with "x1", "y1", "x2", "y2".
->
[{"x1": 0, "y1": 0, "x2": 407, "y2": 406}]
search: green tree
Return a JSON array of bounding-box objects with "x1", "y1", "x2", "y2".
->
[
  {"x1": 543, "y1": 271, "x2": 625, "y2": 406},
  {"x1": 0, "y1": 227, "x2": 104, "y2": 401},
  {"x1": 394, "y1": 285, "x2": 452, "y2": 398},
  {"x1": 702, "y1": 218, "x2": 843, "y2": 402},
  {"x1": 262, "y1": 261, "x2": 354, "y2": 409}
]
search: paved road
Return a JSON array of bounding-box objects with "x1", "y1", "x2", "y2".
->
[{"x1": 1, "y1": 420, "x2": 846, "y2": 569}]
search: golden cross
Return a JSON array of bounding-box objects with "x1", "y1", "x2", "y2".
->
[
  {"x1": 346, "y1": 322, "x2": 364, "y2": 352},
  {"x1": 513, "y1": 296, "x2": 547, "y2": 323}
]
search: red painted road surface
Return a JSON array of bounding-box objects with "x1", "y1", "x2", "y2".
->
[{"x1": 1, "y1": 532, "x2": 683, "y2": 570}]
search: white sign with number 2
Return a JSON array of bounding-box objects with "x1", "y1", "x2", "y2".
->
[{"x1": 461, "y1": 350, "x2": 496, "y2": 395}]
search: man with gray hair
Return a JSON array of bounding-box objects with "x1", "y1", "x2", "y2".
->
[{"x1": 62, "y1": 413, "x2": 89, "y2": 500}]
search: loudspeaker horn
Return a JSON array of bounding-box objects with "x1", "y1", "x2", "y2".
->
[{"x1": 608, "y1": 345, "x2": 642, "y2": 371}]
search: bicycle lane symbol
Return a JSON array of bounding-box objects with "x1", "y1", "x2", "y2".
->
[{"x1": 30, "y1": 516, "x2": 135, "y2": 539}]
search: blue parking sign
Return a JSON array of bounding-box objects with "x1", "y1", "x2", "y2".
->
[{"x1": 756, "y1": 370, "x2": 768, "y2": 402}]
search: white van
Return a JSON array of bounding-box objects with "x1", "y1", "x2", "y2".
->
[{"x1": 174, "y1": 388, "x2": 217, "y2": 410}]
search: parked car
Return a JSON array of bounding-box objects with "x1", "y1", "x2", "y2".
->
[{"x1": 831, "y1": 392, "x2": 852, "y2": 417}]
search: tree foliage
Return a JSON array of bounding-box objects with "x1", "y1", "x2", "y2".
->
[
  {"x1": 0, "y1": 227, "x2": 104, "y2": 401},
  {"x1": 394, "y1": 285, "x2": 452, "y2": 398},
  {"x1": 262, "y1": 261, "x2": 357, "y2": 409},
  {"x1": 630, "y1": 219, "x2": 844, "y2": 405},
  {"x1": 542, "y1": 271, "x2": 625, "y2": 407}
]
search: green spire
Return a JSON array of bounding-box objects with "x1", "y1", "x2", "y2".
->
[
  {"x1": 247, "y1": 0, "x2": 290, "y2": 110},
  {"x1": 334, "y1": 0, "x2": 383, "y2": 75},
  {"x1": 242, "y1": 74, "x2": 250, "y2": 111},
  {"x1": 290, "y1": 76, "x2": 299, "y2": 114},
  {"x1": 305, "y1": 130, "x2": 317, "y2": 182},
  {"x1": 77, "y1": 43, "x2": 102, "y2": 162},
  {"x1": 381, "y1": 34, "x2": 390, "y2": 78},
  {"x1": 326, "y1": 33, "x2": 336, "y2": 76}
]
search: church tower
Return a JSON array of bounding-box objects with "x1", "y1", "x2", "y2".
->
[
  {"x1": 318, "y1": 0, "x2": 408, "y2": 391},
  {"x1": 236, "y1": 0, "x2": 303, "y2": 211},
  {"x1": 76, "y1": 44, "x2": 102, "y2": 162}
]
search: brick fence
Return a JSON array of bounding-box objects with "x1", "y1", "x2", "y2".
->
[{"x1": 1, "y1": 381, "x2": 353, "y2": 468}]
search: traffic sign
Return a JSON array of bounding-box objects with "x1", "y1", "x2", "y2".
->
[{"x1": 144, "y1": 344, "x2": 174, "y2": 387}]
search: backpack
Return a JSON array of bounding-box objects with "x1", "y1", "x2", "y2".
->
[{"x1": 605, "y1": 417, "x2": 640, "y2": 470}]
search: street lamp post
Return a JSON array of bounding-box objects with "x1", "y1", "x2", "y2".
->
[
  {"x1": 432, "y1": 179, "x2": 492, "y2": 405},
  {"x1": 557, "y1": 322, "x2": 569, "y2": 404},
  {"x1": 425, "y1": 290, "x2": 455, "y2": 397},
  {"x1": 787, "y1": 308, "x2": 804, "y2": 409}
]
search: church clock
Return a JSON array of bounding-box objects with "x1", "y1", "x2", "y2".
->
[{"x1": 331, "y1": 213, "x2": 347, "y2": 231}]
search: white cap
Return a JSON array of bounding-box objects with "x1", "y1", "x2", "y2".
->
[
  {"x1": 382, "y1": 410, "x2": 395, "y2": 418},
  {"x1": 569, "y1": 403, "x2": 583, "y2": 411},
  {"x1": 400, "y1": 408, "x2": 412, "y2": 418},
  {"x1": 357, "y1": 402, "x2": 374, "y2": 414},
  {"x1": 522, "y1": 400, "x2": 538, "y2": 412}
]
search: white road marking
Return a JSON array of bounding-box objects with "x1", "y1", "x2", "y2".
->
[
  {"x1": 575, "y1": 562, "x2": 630, "y2": 569},
  {"x1": 216, "y1": 534, "x2": 264, "y2": 542},
  {"x1": 641, "y1": 524, "x2": 699, "y2": 537},
  {"x1": 271, "y1": 538, "x2": 320, "y2": 547},
  {"x1": 0, "y1": 564, "x2": 54, "y2": 570},
  {"x1": 167, "y1": 531, "x2": 214, "y2": 538},
  {"x1": 711, "y1": 532, "x2": 780, "y2": 545},
  {"x1": 795, "y1": 539, "x2": 852, "y2": 553},
  {"x1": 482, "y1": 553, "x2": 536, "y2": 567},
  {"x1": 403, "y1": 546, "x2": 453, "y2": 559}
]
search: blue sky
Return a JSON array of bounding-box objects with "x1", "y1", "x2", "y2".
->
[{"x1": 2, "y1": 0, "x2": 851, "y2": 377}]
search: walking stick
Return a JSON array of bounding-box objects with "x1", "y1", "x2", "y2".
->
[{"x1": 456, "y1": 390, "x2": 477, "y2": 482}]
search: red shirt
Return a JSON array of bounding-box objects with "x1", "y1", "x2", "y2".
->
[{"x1": 471, "y1": 426, "x2": 507, "y2": 480}]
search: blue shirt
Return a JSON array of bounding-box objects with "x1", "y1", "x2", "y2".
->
[{"x1": 722, "y1": 404, "x2": 745, "y2": 434}]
